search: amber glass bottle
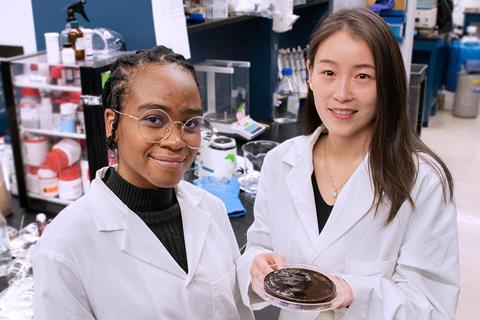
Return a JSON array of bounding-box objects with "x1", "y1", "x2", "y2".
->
[{"x1": 68, "y1": 21, "x2": 85, "y2": 61}]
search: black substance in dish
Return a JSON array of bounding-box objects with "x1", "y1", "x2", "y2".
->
[{"x1": 264, "y1": 268, "x2": 336, "y2": 303}]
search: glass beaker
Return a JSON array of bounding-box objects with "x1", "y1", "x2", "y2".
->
[{"x1": 239, "y1": 140, "x2": 279, "y2": 194}]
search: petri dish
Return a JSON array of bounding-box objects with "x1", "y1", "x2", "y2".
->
[{"x1": 252, "y1": 263, "x2": 345, "y2": 312}]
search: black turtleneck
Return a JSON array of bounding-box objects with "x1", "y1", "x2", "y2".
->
[{"x1": 103, "y1": 167, "x2": 188, "y2": 273}]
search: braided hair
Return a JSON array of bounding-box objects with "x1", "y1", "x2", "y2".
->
[{"x1": 102, "y1": 45, "x2": 199, "y2": 151}]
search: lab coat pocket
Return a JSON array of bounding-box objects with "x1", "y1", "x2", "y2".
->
[
  {"x1": 345, "y1": 257, "x2": 396, "y2": 278},
  {"x1": 212, "y1": 265, "x2": 240, "y2": 320}
]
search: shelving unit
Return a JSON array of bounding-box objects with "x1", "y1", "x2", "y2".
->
[
  {"x1": 28, "y1": 192, "x2": 73, "y2": 206},
  {"x1": 20, "y1": 127, "x2": 86, "y2": 140},
  {"x1": 187, "y1": 0, "x2": 329, "y2": 121},
  {"x1": 1, "y1": 51, "x2": 126, "y2": 213},
  {"x1": 13, "y1": 81, "x2": 81, "y2": 93}
]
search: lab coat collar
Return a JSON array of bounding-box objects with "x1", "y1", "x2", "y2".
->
[
  {"x1": 89, "y1": 167, "x2": 211, "y2": 280},
  {"x1": 282, "y1": 127, "x2": 375, "y2": 259},
  {"x1": 283, "y1": 126, "x2": 324, "y2": 249},
  {"x1": 311, "y1": 154, "x2": 373, "y2": 261}
]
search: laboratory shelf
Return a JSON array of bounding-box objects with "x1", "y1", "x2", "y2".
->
[
  {"x1": 21, "y1": 127, "x2": 86, "y2": 140},
  {"x1": 13, "y1": 80, "x2": 81, "y2": 93},
  {"x1": 187, "y1": 0, "x2": 328, "y2": 33},
  {"x1": 28, "y1": 192, "x2": 73, "y2": 206}
]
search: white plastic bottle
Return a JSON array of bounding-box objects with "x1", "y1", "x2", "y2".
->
[{"x1": 272, "y1": 67, "x2": 300, "y2": 123}]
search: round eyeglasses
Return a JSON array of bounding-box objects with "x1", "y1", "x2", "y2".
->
[{"x1": 112, "y1": 108, "x2": 213, "y2": 149}]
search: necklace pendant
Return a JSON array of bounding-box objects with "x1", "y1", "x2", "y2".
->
[{"x1": 331, "y1": 190, "x2": 337, "y2": 198}]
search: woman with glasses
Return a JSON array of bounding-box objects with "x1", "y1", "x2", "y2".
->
[{"x1": 32, "y1": 46, "x2": 254, "y2": 320}]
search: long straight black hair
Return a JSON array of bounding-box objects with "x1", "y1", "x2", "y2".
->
[{"x1": 303, "y1": 8, "x2": 454, "y2": 223}]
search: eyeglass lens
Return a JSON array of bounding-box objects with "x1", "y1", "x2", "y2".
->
[{"x1": 137, "y1": 109, "x2": 212, "y2": 148}]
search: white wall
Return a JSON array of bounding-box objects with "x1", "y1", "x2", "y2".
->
[
  {"x1": 0, "y1": 0, "x2": 37, "y2": 53},
  {"x1": 454, "y1": 0, "x2": 480, "y2": 27}
]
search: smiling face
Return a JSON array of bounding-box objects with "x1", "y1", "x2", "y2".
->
[
  {"x1": 105, "y1": 63, "x2": 201, "y2": 189},
  {"x1": 307, "y1": 29, "x2": 377, "y2": 139}
]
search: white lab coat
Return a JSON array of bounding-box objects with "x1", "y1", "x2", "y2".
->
[
  {"x1": 237, "y1": 127, "x2": 459, "y2": 320},
  {"x1": 32, "y1": 167, "x2": 254, "y2": 320}
]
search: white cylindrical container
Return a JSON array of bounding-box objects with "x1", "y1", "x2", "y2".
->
[
  {"x1": 38, "y1": 97, "x2": 54, "y2": 130},
  {"x1": 83, "y1": 29, "x2": 94, "y2": 62},
  {"x1": 37, "y1": 167, "x2": 59, "y2": 198},
  {"x1": 79, "y1": 159, "x2": 90, "y2": 193},
  {"x1": 60, "y1": 102, "x2": 77, "y2": 133},
  {"x1": 199, "y1": 136, "x2": 237, "y2": 180},
  {"x1": 44, "y1": 32, "x2": 61, "y2": 64},
  {"x1": 58, "y1": 165, "x2": 83, "y2": 200},
  {"x1": 45, "y1": 138, "x2": 82, "y2": 173},
  {"x1": 24, "y1": 135, "x2": 49, "y2": 167},
  {"x1": 26, "y1": 166, "x2": 40, "y2": 194},
  {"x1": 61, "y1": 47, "x2": 76, "y2": 64}
]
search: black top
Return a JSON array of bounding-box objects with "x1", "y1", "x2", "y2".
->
[
  {"x1": 311, "y1": 173, "x2": 333, "y2": 234},
  {"x1": 103, "y1": 167, "x2": 188, "y2": 273}
]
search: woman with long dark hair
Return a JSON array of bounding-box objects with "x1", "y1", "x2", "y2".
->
[{"x1": 238, "y1": 8, "x2": 459, "y2": 319}]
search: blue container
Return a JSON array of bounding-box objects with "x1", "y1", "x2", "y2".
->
[{"x1": 446, "y1": 40, "x2": 480, "y2": 92}]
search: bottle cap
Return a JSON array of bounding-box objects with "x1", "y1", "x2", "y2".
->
[
  {"x1": 24, "y1": 134, "x2": 48, "y2": 144},
  {"x1": 36, "y1": 213, "x2": 47, "y2": 223},
  {"x1": 60, "y1": 102, "x2": 77, "y2": 115},
  {"x1": 38, "y1": 165, "x2": 58, "y2": 179},
  {"x1": 59, "y1": 165, "x2": 81, "y2": 181},
  {"x1": 53, "y1": 138, "x2": 82, "y2": 166},
  {"x1": 210, "y1": 136, "x2": 236, "y2": 150},
  {"x1": 68, "y1": 92, "x2": 81, "y2": 103},
  {"x1": 44, "y1": 32, "x2": 59, "y2": 39},
  {"x1": 44, "y1": 149, "x2": 69, "y2": 173},
  {"x1": 467, "y1": 25, "x2": 477, "y2": 35},
  {"x1": 28, "y1": 166, "x2": 40, "y2": 175},
  {"x1": 22, "y1": 88, "x2": 40, "y2": 97},
  {"x1": 282, "y1": 67, "x2": 293, "y2": 76},
  {"x1": 50, "y1": 66, "x2": 63, "y2": 79}
]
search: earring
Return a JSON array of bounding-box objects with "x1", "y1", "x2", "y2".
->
[{"x1": 110, "y1": 148, "x2": 118, "y2": 159}]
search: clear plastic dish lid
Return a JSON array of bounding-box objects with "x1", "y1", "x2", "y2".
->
[{"x1": 252, "y1": 263, "x2": 345, "y2": 312}]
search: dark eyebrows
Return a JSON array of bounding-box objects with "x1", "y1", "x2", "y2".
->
[
  {"x1": 317, "y1": 59, "x2": 375, "y2": 70},
  {"x1": 137, "y1": 103, "x2": 202, "y2": 117},
  {"x1": 137, "y1": 103, "x2": 168, "y2": 112}
]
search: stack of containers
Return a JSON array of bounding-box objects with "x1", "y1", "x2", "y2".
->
[
  {"x1": 367, "y1": 0, "x2": 406, "y2": 42},
  {"x1": 24, "y1": 137, "x2": 85, "y2": 201}
]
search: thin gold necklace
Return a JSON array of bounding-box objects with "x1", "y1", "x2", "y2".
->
[{"x1": 323, "y1": 137, "x2": 347, "y2": 198}]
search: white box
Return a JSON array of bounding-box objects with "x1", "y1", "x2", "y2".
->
[{"x1": 415, "y1": 8, "x2": 438, "y2": 29}]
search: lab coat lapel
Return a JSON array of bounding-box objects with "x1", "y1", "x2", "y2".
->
[
  {"x1": 121, "y1": 211, "x2": 186, "y2": 278},
  {"x1": 311, "y1": 155, "x2": 374, "y2": 261},
  {"x1": 175, "y1": 182, "x2": 211, "y2": 283},
  {"x1": 284, "y1": 128, "x2": 323, "y2": 248},
  {"x1": 89, "y1": 168, "x2": 186, "y2": 278}
]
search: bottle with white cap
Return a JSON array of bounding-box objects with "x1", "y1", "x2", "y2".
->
[
  {"x1": 83, "y1": 28, "x2": 94, "y2": 62},
  {"x1": 44, "y1": 32, "x2": 61, "y2": 64},
  {"x1": 36, "y1": 213, "x2": 47, "y2": 237},
  {"x1": 60, "y1": 102, "x2": 77, "y2": 133},
  {"x1": 461, "y1": 26, "x2": 480, "y2": 43}
]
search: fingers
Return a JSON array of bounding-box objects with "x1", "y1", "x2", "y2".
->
[
  {"x1": 249, "y1": 253, "x2": 286, "y2": 280},
  {"x1": 270, "y1": 254, "x2": 286, "y2": 269},
  {"x1": 330, "y1": 275, "x2": 353, "y2": 309}
]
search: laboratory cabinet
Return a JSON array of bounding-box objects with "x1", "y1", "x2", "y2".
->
[{"x1": 0, "y1": 51, "x2": 126, "y2": 213}]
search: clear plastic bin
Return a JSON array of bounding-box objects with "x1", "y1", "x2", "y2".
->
[{"x1": 194, "y1": 60, "x2": 250, "y2": 124}]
